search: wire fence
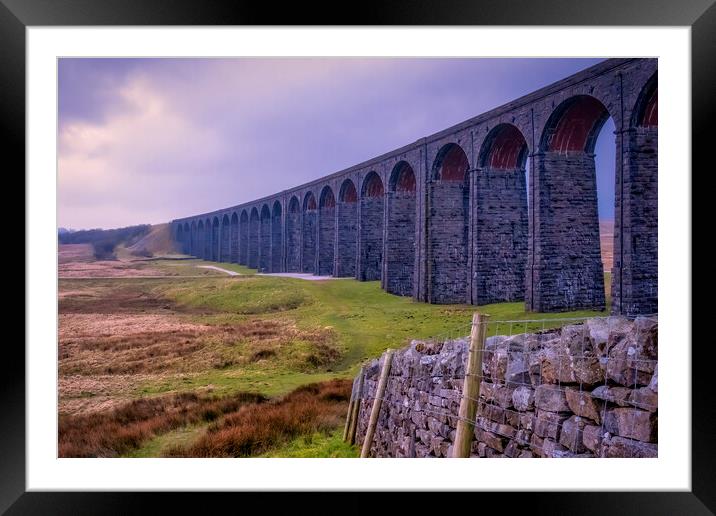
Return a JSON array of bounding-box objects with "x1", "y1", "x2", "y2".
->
[{"x1": 348, "y1": 313, "x2": 658, "y2": 458}]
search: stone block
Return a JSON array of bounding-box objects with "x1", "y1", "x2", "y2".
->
[
  {"x1": 604, "y1": 408, "x2": 657, "y2": 442},
  {"x1": 629, "y1": 386, "x2": 658, "y2": 412},
  {"x1": 559, "y1": 415, "x2": 588, "y2": 453},
  {"x1": 476, "y1": 429, "x2": 507, "y2": 453},
  {"x1": 512, "y1": 385, "x2": 535, "y2": 411},
  {"x1": 565, "y1": 386, "x2": 604, "y2": 423},
  {"x1": 602, "y1": 436, "x2": 658, "y2": 458},
  {"x1": 591, "y1": 385, "x2": 631, "y2": 407},
  {"x1": 582, "y1": 424, "x2": 606, "y2": 455},
  {"x1": 534, "y1": 410, "x2": 569, "y2": 441},
  {"x1": 535, "y1": 384, "x2": 570, "y2": 412}
]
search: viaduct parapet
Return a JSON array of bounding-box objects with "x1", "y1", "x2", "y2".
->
[{"x1": 171, "y1": 58, "x2": 658, "y2": 316}]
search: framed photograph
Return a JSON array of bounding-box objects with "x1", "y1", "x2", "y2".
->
[{"x1": 6, "y1": 0, "x2": 711, "y2": 512}]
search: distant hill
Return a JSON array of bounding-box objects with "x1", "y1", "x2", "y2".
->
[
  {"x1": 124, "y1": 223, "x2": 180, "y2": 257},
  {"x1": 600, "y1": 219, "x2": 614, "y2": 271}
]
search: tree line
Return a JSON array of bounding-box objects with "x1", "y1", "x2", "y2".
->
[{"x1": 58, "y1": 224, "x2": 151, "y2": 260}]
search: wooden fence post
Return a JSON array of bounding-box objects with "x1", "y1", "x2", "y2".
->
[
  {"x1": 348, "y1": 367, "x2": 365, "y2": 445},
  {"x1": 452, "y1": 312, "x2": 490, "y2": 458},
  {"x1": 360, "y1": 349, "x2": 394, "y2": 458},
  {"x1": 343, "y1": 376, "x2": 358, "y2": 442}
]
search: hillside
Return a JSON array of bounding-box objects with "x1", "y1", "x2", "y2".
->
[{"x1": 124, "y1": 223, "x2": 181, "y2": 257}]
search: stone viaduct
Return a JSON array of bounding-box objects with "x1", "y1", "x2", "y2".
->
[{"x1": 171, "y1": 58, "x2": 657, "y2": 316}]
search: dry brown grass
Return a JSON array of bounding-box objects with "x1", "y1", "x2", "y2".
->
[
  {"x1": 59, "y1": 259, "x2": 169, "y2": 278},
  {"x1": 58, "y1": 391, "x2": 266, "y2": 457},
  {"x1": 58, "y1": 244, "x2": 95, "y2": 264},
  {"x1": 57, "y1": 280, "x2": 340, "y2": 416},
  {"x1": 59, "y1": 313, "x2": 228, "y2": 376},
  {"x1": 59, "y1": 374, "x2": 155, "y2": 416},
  {"x1": 58, "y1": 283, "x2": 179, "y2": 314},
  {"x1": 163, "y1": 379, "x2": 351, "y2": 457},
  {"x1": 59, "y1": 314, "x2": 338, "y2": 378}
]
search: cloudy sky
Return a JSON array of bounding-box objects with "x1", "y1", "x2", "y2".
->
[{"x1": 58, "y1": 57, "x2": 616, "y2": 230}]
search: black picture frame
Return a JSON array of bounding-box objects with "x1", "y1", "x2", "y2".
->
[{"x1": 3, "y1": 0, "x2": 710, "y2": 513}]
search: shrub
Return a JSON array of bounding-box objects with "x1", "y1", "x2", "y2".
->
[
  {"x1": 130, "y1": 247, "x2": 153, "y2": 258},
  {"x1": 93, "y1": 240, "x2": 117, "y2": 260},
  {"x1": 164, "y1": 379, "x2": 352, "y2": 457},
  {"x1": 58, "y1": 391, "x2": 265, "y2": 458}
]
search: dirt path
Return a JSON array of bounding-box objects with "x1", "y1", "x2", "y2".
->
[
  {"x1": 257, "y1": 272, "x2": 347, "y2": 281},
  {"x1": 193, "y1": 266, "x2": 345, "y2": 281},
  {"x1": 196, "y1": 265, "x2": 240, "y2": 276}
]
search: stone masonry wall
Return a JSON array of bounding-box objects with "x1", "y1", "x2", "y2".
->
[
  {"x1": 354, "y1": 316, "x2": 658, "y2": 458},
  {"x1": 527, "y1": 152, "x2": 606, "y2": 312},
  {"x1": 302, "y1": 210, "x2": 317, "y2": 273},
  {"x1": 173, "y1": 59, "x2": 657, "y2": 316},
  {"x1": 239, "y1": 219, "x2": 248, "y2": 265},
  {"x1": 211, "y1": 223, "x2": 219, "y2": 261},
  {"x1": 613, "y1": 128, "x2": 658, "y2": 316},
  {"x1": 248, "y1": 216, "x2": 259, "y2": 268},
  {"x1": 220, "y1": 222, "x2": 230, "y2": 262},
  {"x1": 318, "y1": 206, "x2": 336, "y2": 276},
  {"x1": 428, "y1": 181, "x2": 469, "y2": 303},
  {"x1": 359, "y1": 196, "x2": 384, "y2": 281},
  {"x1": 203, "y1": 226, "x2": 211, "y2": 261},
  {"x1": 230, "y1": 219, "x2": 239, "y2": 263},
  {"x1": 385, "y1": 192, "x2": 416, "y2": 296},
  {"x1": 336, "y1": 202, "x2": 358, "y2": 277},
  {"x1": 271, "y1": 213, "x2": 282, "y2": 272},
  {"x1": 473, "y1": 167, "x2": 528, "y2": 305},
  {"x1": 285, "y1": 211, "x2": 301, "y2": 272},
  {"x1": 259, "y1": 215, "x2": 271, "y2": 272}
]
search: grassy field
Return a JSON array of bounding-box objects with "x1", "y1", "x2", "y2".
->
[{"x1": 58, "y1": 252, "x2": 611, "y2": 457}]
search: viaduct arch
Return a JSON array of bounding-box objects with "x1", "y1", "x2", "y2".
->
[{"x1": 171, "y1": 59, "x2": 657, "y2": 316}]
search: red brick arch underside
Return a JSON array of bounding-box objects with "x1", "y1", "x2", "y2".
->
[
  {"x1": 481, "y1": 124, "x2": 528, "y2": 169},
  {"x1": 544, "y1": 95, "x2": 610, "y2": 154},
  {"x1": 435, "y1": 143, "x2": 469, "y2": 182}
]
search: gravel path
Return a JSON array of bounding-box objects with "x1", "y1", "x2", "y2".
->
[
  {"x1": 257, "y1": 272, "x2": 347, "y2": 281},
  {"x1": 195, "y1": 265, "x2": 351, "y2": 281},
  {"x1": 196, "y1": 265, "x2": 240, "y2": 276}
]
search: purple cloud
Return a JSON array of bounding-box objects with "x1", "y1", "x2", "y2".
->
[{"x1": 58, "y1": 57, "x2": 614, "y2": 230}]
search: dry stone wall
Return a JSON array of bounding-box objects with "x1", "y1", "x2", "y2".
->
[{"x1": 353, "y1": 316, "x2": 658, "y2": 458}]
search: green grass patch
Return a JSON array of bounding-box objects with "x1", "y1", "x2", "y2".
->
[
  {"x1": 166, "y1": 276, "x2": 307, "y2": 314},
  {"x1": 259, "y1": 430, "x2": 359, "y2": 458},
  {"x1": 123, "y1": 424, "x2": 206, "y2": 458},
  {"x1": 137, "y1": 369, "x2": 343, "y2": 399},
  {"x1": 152, "y1": 268, "x2": 611, "y2": 383}
]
